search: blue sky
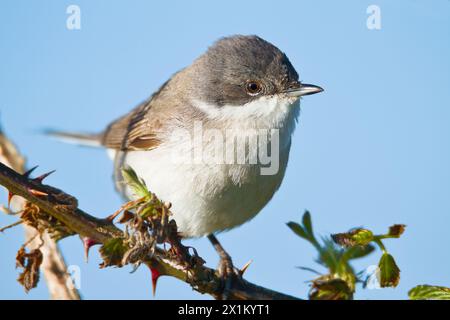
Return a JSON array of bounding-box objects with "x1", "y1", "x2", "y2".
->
[{"x1": 1, "y1": 0, "x2": 449, "y2": 300}]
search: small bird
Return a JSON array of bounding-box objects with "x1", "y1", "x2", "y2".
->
[{"x1": 51, "y1": 35, "x2": 322, "y2": 288}]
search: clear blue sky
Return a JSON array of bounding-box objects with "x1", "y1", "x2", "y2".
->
[{"x1": 1, "y1": 0, "x2": 449, "y2": 300}]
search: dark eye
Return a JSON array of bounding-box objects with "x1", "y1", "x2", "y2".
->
[{"x1": 245, "y1": 81, "x2": 262, "y2": 96}]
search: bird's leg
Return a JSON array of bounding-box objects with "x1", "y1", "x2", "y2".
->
[{"x1": 207, "y1": 234, "x2": 242, "y2": 299}]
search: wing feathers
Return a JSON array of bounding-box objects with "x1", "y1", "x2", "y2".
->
[{"x1": 100, "y1": 100, "x2": 161, "y2": 151}]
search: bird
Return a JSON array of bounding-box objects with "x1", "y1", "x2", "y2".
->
[{"x1": 50, "y1": 35, "x2": 323, "y2": 293}]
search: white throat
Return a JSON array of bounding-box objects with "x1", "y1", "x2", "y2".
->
[
  {"x1": 193, "y1": 94, "x2": 300, "y2": 130},
  {"x1": 193, "y1": 95, "x2": 301, "y2": 152}
]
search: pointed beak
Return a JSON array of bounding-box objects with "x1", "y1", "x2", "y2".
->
[{"x1": 285, "y1": 83, "x2": 324, "y2": 98}]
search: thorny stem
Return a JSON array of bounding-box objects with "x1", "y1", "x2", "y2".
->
[{"x1": 0, "y1": 162, "x2": 299, "y2": 300}]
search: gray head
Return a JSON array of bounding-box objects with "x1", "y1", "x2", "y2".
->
[{"x1": 189, "y1": 35, "x2": 322, "y2": 107}]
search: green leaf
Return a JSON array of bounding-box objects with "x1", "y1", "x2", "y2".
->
[
  {"x1": 302, "y1": 211, "x2": 313, "y2": 236},
  {"x1": 287, "y1": 222, "x2": 308, "y2": 240},
  {"x1": 409, "y1": 285, "x2": 450, "y2": 300},
  {"x1": 387, "y1": 224, "x2": 406, "y2": 238},
  {"x1": 296, "y1": 266, "x2": 322, "y2": 276},
  {"x1": 139, "y1": 204, "x2": 158, "y2": 218},
  {"x1": 309, "y1": 278, "x2": 353, "y2": 300},
  {"x1": 99, "y1": 238, "x2": 128, "y2": 268},
  {"x1": 317, "y1": 238, "x2": 358, "y2": 292},
  {"x1": 121, "y1": 166, "x2": 150, "y2": 198},
  {"x1": 318, "y1": 237, "x2": 342, "y2": 272},
  {"x1": 332, "y1": 228, "x2": 374, "y2": 247},
  {"x1": 343, "y1": 244, "x2": 375, "y2": 261},
  {"x1": 378, "y1": 253, "x2": 400, "y2": 287}
]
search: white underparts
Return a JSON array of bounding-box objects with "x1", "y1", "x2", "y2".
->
[{"x1": 116, "y1": 95, "x2": 301, "y2": 237}]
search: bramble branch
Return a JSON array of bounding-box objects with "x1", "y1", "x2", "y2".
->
[{"x1": 0, "y1": 161, "x2": 299, "y2": 300}]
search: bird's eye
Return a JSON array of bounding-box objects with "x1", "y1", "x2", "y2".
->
[{"x1": 245, "y1": 81, "x2": 262, "y2": 96}]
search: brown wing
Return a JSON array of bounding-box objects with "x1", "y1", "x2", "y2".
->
[{"x1": 100, "y1": 99, "x2": 162, "y2": 151}]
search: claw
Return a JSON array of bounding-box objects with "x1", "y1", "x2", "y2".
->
[
  {"x1": 81, "y1": 237, "x2": 100, "y2": 262},
  {"x1": 164, "y1": 202, "x2": 172, "y2": 209},
  {"x1": 33, "y1": 170, "x2": 56, "y2": 184},
  {"x1": 239, "y1": 259, "x2": 253, "y2": 276}
]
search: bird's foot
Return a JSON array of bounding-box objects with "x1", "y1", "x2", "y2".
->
[
  {"x1": 216, "y1": 256, "x2": 252, "y2": 299},
  {"x1": 207, "y1": 234, "x2": 252, "y2": 299}
]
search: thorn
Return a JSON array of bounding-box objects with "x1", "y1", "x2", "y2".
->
[
  {"x1": 81, "y1": 237, "x2": 100, "y2": 262},
  {"x1": 150, "y1": 267, "x2": 162, "y2": 297},
  {"x1": 239, "y1": 259, "x2": 253, "y2": 276},
  {"x1": 33, "y1": 170, "x2": 56, "y2": 184},
  {"x1": 22, "y1": 166, "x2": 39, "y2": 178},
  {"x1": 27, "y1": 188, "x2": 48, "y2": 197},
  {"x1": 7, "y1": 191, "x2": 15, "y2": 208}
]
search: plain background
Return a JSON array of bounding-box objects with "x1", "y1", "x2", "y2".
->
[{"x1": 0, "y1": 0, "x2": 449, "y2": 299}]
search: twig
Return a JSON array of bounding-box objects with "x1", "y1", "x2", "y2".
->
[
  {"x1": 0, "y1": 161, "x2": 299, "y2": 300},
  {"x1": 0, "y1": 219, "x2": 23, "y2": 232}
]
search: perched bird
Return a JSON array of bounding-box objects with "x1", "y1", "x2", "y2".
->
[{"x1": 50, "y1": 35, "x2": 323, "y2": 291}]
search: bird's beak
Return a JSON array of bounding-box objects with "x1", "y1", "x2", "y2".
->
[{"x1": 285, "y1": 83, "x2": 324, "y2": 98}]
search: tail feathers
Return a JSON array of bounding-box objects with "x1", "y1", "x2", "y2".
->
[{"x1": 46, "y1": 130, "x2": 102, "y2": 147}]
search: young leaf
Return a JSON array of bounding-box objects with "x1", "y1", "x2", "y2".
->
[
  {"x1": 288, "y1": 212, "x2": 321, "y2": 250},
  {"x1": 318, "y1": 237, "x2": 342, "y2": 272},
  {"x1": 287, "y1": 222, "x2": 308, "y2": 240},
  {"x1": 121, "y1": 166, "x2": 150, "y2": 198},
  {"x1": 332, "y1": 228, "x2": 374, "y2": 247},
  {"x1": 99, "y1": 238, "x2": 128, "y2": 268},
  {"x1": 408, "y1": 285, "x2": 450, "y2": 300},
  {"x1": 309, "y1": 278, "x2": 353, "y2": 300},
  {"x1": 296, "y1": 266, "x2": 322, "y2": 276},
  {"x1": 387, "y1": 224, "x2": 406, "y2": 238},
  {"x1": 378, "y1": 253, "x2": 400, "y2": 287},
  {"x1": 342, "y1": 244, "x2": 375, "y2": 261},
  {"x1": 302, "y1": 211, "x2": 313, "y2": 236}
]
